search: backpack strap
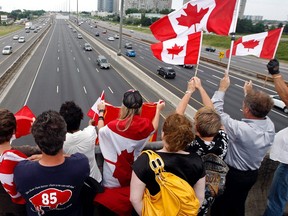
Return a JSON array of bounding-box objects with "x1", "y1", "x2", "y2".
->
[{"x1": 142, "y1": 150, "x2": 164, "y2": 175}]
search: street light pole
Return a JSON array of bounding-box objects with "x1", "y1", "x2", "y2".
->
[
  {"x1": 77, "y1": 0, "x2": 79, "y2": 25},
  {"x1": 117, "y1": 0, "x2": 124, "y2": 56}
]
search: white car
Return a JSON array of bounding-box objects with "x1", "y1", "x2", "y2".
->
[
  {"x1": 2, "y1": 46, "x2": 12, "y2": 55},
  {"x1": 18, "y1": 36, "x2": 25, "y2": 43},
  {"x1": 114, "y1": 34, "x2": 119, "y2": 39},
  {"x1": 77, "y1": 34, "x2": 83, "y2": 39},
  {"x1": 107, "y1": 36, "x2": 115, "y2": 41},
  {"x1": 270, "y1": 95, "x2": 288, "y2": 113},
  {"x1": 13, "y1": 35, "x2": 19, "y2": 40}
]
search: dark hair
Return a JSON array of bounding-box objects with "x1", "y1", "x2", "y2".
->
[
  {"x1": 59, "y1": 101, "x2": 83, "y2": 133},
  {"x1": 0, "y1": 109, "x2": 16, "y2": 144},
  {"x1": 32, "y1": 110, "x2": 67, "y2": 155},
  {"x1": 244, "y1": 90, "x2": 274, "y2": 118},
  {"x1": 122, "y1": 90, "x2": 143, "y2": 109},
  {"x1": 195, "y1": 107, "x2": 221, "y2": 137},
  {"x1": 162, "y1": 113, "x2": 195, "y2": 152}
]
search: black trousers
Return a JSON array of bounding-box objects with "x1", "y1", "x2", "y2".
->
[{"x1": 210, "y1": 166, "x2": 258, "y2": 216}]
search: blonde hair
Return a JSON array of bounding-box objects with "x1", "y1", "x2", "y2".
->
[
  {"x1": 162, "y1": 113, "x2": 195, "y2": 152},
  {"x1": 194, "y1": 107, "x2": 221, "y2": 138},
  {"x1": 116, "y1": 106, "x2": 142, "y2": 132}
]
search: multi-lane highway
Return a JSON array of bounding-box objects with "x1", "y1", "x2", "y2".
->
[{"x1": 0, "y1": 15, "x2": 287, "y2": 146}]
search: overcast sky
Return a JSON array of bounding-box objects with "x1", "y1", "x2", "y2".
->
[{"x1": 0, "y1": 0, "x2": 287, "y2": 21}]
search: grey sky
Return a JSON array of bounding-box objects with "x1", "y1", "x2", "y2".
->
[{"x1": 0, "y1": 0, "x2": 287, "y2": 21}]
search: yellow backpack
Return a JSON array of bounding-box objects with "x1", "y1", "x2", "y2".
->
[{"x1": 141, "y1": 150, "x2": 200, "y2": 216}]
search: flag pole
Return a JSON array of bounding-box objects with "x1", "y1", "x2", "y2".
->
[
  {"x1": 194, "y1": 64, "x2": 199, "y2": 77},
  {"x1": 226, "y1": 0, "x2": 241, "y2": 74}
]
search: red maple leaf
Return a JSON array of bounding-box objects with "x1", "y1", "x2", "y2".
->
[
  {"x1": 176, "y1": 3, "x2": 209, "y2": 31},
  {"x1": 112, "y1": 149, "x2": 134, "y2": 187},
  {"x1": 242, "y1": 39, "x2": 260, "y2": 51},
  {"x1": 167, "y1": 43, "x2": 184, "y2": 59}
]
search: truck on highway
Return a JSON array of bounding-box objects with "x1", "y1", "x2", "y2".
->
[{"x1": 25, "y1": 22, "x2": 32, "y2": 30}]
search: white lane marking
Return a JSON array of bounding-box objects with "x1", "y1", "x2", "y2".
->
[
  {"x1": 174, "y1": 66, "x2": 181, "y2": 70},
  {"x1": 57, "y1": 67, "x2": 59, "y2": 72},
  {"x1": 58, "y1": 49, "x2": 60, "y2": 53},
  {"x1": 88, "y1": 57, "x2": 91, "y2": 61},
  {"x1": 212, "y1": 75, "x2": 222, "y2": 80},
  {"x1": 71, "y1": 50, "x2": 72, "y2": 52},
  {"x1": 271, "y1": 109, "x2": 288, "y2": 118},
  {"x1": 198, "y1": 69, "x2": 204, "y2": 73},
  {"x1": 77, "y1": 68, "x2": 80, "y2": 73},
  {"x1": 108, "y1": 86, "x2": 114, "y2": 94},
  {"x1": 96, "y1": 68, "x2": 99, "y2": 73},
  {"x1": 235, "y1": 84, "x2": 243, "y2": 89},
  {"x1": 56, "y1": 85, "x2": 59, "y2": 93},
  {"x1": 73, "y1": 57, "x2": 75, "y2": 60},
  {"x1": 206, "y1": 80, "x2": 218, "y2": 86},
  {"x1": 58, "y1": 56, "x2": 59, "y2": 60},
  {"x1": 83, "y1": 86, "x2": 87, "y2": 94},
  {"x1": 140, "y1": 56, "x2": 144, "y2": 59}
]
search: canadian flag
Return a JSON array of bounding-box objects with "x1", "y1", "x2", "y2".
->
[
  {"x1": 150, "y1": 0, "x2": 237, "y2": 41},
  {"x1": 226, "y1": 28, "x2": 284, "y2": 59},
  {"x1": 87, "y1": 90, "x2": 105, "y2": 121},
  {"x1": 151, "y1": 31, "x2": 202, "y2": 65},
  {"x1": 14, "y1": 105, "x2": 36, "y2": 139}
]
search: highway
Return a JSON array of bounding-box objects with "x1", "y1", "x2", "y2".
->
[{"x1": 0, "y1": 15, "x2": 287, "y2": 146}]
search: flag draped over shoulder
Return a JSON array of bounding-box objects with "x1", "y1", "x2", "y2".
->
[
  {"x1": 150, "y1": 0, "x2": 237, "y2": 41},
  {"x1": 226, "y1": 28, "x2": 283, "y2": 59},
  {"x1": 151, "y1": 32, "x2": 202, "y2": 65},
  {"x1": 14, "y1": 105, "x2": 36, "y2": 139},
  {"x1": 87, "y1": 93, "x2": 158, "y2": 141}
]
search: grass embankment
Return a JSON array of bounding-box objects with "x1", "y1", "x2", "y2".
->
[{"x1": 0, "y1": 25, "x2": 23, "y2": 36}]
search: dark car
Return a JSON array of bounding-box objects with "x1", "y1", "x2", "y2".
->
[
  {"x1": 181, "y1": 64, "x2": 194, "y2": 69},
  {"x1": 124, "y1": 42, "x2": 132, "y2": 49},
  {"x1": 205, "y1": 47, "x2": 216, "y2": 52},
  {"x1": 95, "y1": 32, "x2": 100, "y2": 37},
  {"x1": 157, "y1": 67, "x2": 176, "y2": 79},
  {"x1": 125, "y1": 50, "x2": 136, "y2": 57}
]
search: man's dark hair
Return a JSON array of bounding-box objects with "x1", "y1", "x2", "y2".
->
[
  {"x1": 59, "y1": 101, "x2": 83, "y2": 133},
  {"x1": 0, "y1": 109, "x2": 16, "y2": 144},
  {"x1": 32, "y1": 110, "x2": 67, "y2": 155},
  {"x1": 244, "y1": 90, "x2": 274, "y2": 118}
]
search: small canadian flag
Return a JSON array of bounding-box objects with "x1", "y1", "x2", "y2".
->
[
  {"x1": 151, "y1": 31, "x2": 202, "y2": 65},
  {"x1": 226, "y1": 28, "x2": 283, "y2": 59}
]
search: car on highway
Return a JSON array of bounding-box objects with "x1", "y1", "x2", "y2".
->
[
  {"x1": 157, "y1": 67, "x2": 176, "y2": 79},
  {"x1": 108, "y1": 36, "x2": 115, "y2": 41},
  {"x1": 125, "y1": 50, "x2": 136, "y2": 57},
  {"x1": 205, "y1": 47, "x2": 216, "y2": 52},
  {"x1": 2, "y1": 46, "x2": 13, "y2": 55},
  {"x1": 181, "y1": 64, "x2": 194, "y2": 69},
  {"x1": 77, "y1": 34, "x2": 83, "y2": 39},
  {"x1": 95, "y1": 32, "x2": 100, "y2": 37},
  {"x1": 33, "y1": 29, "x2": 38, "y2": 33},
  {"x1": 72, "y1": 29, "x2": 77, "y2": 33},
  {"x1": 13, "y1": 35, "x2": 19, "y2": 40},
  {"x1": 97, "y1": 55, "x2": 110, "y2": 69},
  {"x1": 102, "y1": 30, "x2": 107, "y2": 34},
  {"x1": 270, "y1": 95, "x2": 288, "y2": 113},
  {"x1": 84, "y1": 43, "x2": 92, "y2": 51},
  {"x1": 114, "y1": 34, "x2": 120, "y2": 39},
  {"x1": 18, "y1": 36, "x2": 25, "y2": 43},
  {"x1": 124, "y1": 42, "x2": 132, "y2": 49},
  {"x1": 25, "y1": 29, "x2": 30, "y2": 33}
]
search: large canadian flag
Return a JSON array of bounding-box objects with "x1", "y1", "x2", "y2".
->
[
  {"x1": 150, "y1": 0, "x2": 237, "y2": 41},
  {"x1": 226, "y1": 28, "x2": 283, "y2": 59},
  {"x1": 151, "y1": 31, "x2": 202, "y2": 65},
  {"x1": 87, "y1": 92, "x2": 159, "y2": 142}
]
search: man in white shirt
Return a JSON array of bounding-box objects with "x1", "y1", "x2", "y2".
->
[{"x1": 263, "y1": 59, "x2": 288, "y2": 216}]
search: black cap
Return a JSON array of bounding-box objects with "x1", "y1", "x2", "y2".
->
[{"x1": 123, "y1": 90, "x2": 143, "y2": 109}]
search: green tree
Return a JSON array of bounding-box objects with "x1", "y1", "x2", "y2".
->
[
  {"x1": 278, "y1": 22, "x2": 283, "y2": 28},
  {"x1": 125, "y1": 8, "x2": 139, "y2": 15},
  {"x1": 283, "y1": 24, "x2": 288, "y2": 34}
]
